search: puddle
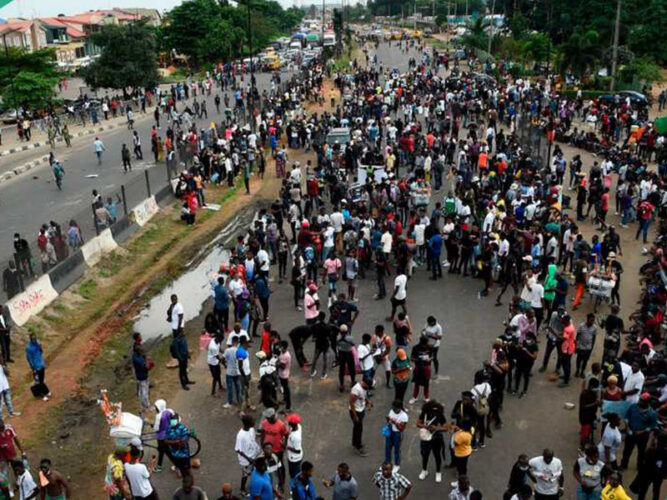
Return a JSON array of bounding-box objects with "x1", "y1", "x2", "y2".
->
[{"x1": 132, "y1": 211, "x2": 253, "y2": 341}]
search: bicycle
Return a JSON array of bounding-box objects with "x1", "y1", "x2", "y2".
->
[{"x1": 140, "y1": 428, "x2": 202, "y2": 458}]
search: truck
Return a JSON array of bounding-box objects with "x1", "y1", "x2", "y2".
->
[{"x1": 322, "y1": 32, "x2": 336, "y2": 47}]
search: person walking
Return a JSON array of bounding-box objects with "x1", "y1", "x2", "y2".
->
[
  {"x1": 207, "y1": 331, "x2": 224, "y2": 397},
  {"x1": 133, "y1": 130, "x2": 143, "y2": 160},
  {"x1": 558, "y1": 314, "x2": 576, "y2": 388},
  {"x1": 132, "y1": 344, "x2": 151, "y2": 413},
  {"x1": 26, "y1": 334, "x2": 50, "y2": 401},
  {"x1": 94, "y1": 137, "x2": 106, "y2": 165},
  {"x1": 235, "y1": 414, "x2": 261, "y2": 495},
  {"x1": 528, "y1": 449, "x2": 563, "y2": 500},
  {"x1": 0, "y1": 365, "x2": 19, "y2": 419},
  {"x1": 286, "y1": 414, "x2": 303, "y2": 480},
  {"x1": 121, "y1": 144, "x2": 132, "y2": 172},
  {"x1": 222, "y1": 335, "x2": 242, "y2": 408}
]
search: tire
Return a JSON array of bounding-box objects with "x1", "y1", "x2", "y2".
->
[{"x1": 189, "y1": 435, "x2": 201, "y2": 457}]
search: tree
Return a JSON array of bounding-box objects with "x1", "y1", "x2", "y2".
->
[
  {"x1": 559, "y1": 28, "x2": 600, "y2": 78},
  {"x1": 619, "y1": 56, "x2": 664, "y2": 87},
  {"x1": 522, "y1": 33, "x2": 551, "y2": 66},
  {"x1": 80, "y1": 20, "x2": 159, "y2": 93},
  {"x1": 0, "y1": 48, "x2": 60, "y2": 112},
  {"x1": 161, "y1": 0, "x2": 236, "y2": 68}
]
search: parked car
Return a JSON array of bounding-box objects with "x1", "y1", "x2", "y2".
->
[
  {"x1": 452, "y1": 49, "x2": 467, "y2": 60},
  {"x1": 599, "y1": 90, "x2": 649, "y2": 107}
]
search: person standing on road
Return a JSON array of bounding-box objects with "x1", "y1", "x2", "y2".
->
[
  {"x1": 94, "y1": 137, "x2": 106, "y2": 165},
  {"x1": 207, "y1": 332, "x2": 224, "y2": 397},
  {"x1": 528, "y1": 449, "x2": 563, "y2": 500},
  {"x1": 387, "y1": 273, "x2": 408, "y2": 321},
  {"x1": 286, "y1": 414, "x2": 303, "y2": 480},
  {"x1": 2, "y1": 262, "x2": 20, "y2": 300},
  {"x1": 235, "y1": 414, "x2": 261, "y2": 495},
  {"x1": 575, "y1": 314, "x2": 597, "y2": 378},
  {"x1": 213, "y1": 277, "x2": 230, "y2": 332},
  {"x1": 558, "y1": 314, "x2": 576, "y2": 388},
  {"x1": 349, "y1": 378, "x2": 372, "y2": 456},
  {"x1": 170, "y1": 330, "x2": 194, "y2": 391},
  {"x1": 384, "y1": 400, "x2": 408, "y2": 472},
  {"x1": 121, "y1": 144, "x2": 132, "y2": 172},
  {"x1": 124, "y1": 446, "x2": 159, "y2": 500},
  {"x1": 372, "y1": 463, "x2": 412, "y2": 500},
  {"x1": 322, "y1": 463, "x2": 358, "y2": 500}
]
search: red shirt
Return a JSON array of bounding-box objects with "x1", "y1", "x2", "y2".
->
[
  {"x1": 261, "y1": 419, "x2": 288, "y2": 452},
  {"x1": 261, "y1": 330, "x2": 274, "y2": 355},
  {"x1": 0, "y1": 426, "x2": 17, "y2": 461},
  {"x1": 561, "y1": 324, "x2": 576, "y2": 355}
]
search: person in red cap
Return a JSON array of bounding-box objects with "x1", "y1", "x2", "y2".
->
[{"x1": 286, "y1": 414, "x2": 303, "y2": 479}]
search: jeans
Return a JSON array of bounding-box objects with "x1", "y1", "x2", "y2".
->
[
  {"x1": 350, "y1": 409, "x2": 365, "y2": 449},
  {"x1": 420, "y1": 436, "x2": 444, "y2": 471},
  {"x1": 137, "y1": 379, "x2": 150, "y2": 409},
  {"x1": 384, "y1": 430, "x2": 402, "y2": 465},
  {"x1": 338, "y1": 351, "x2": 356, "y2": 388},
  {"x1": 214, "y1": 307, "x2": 229, "y2": 332},
  {"x1": 311, "y1": 347, "x2": 329, "y2": 376},
  {"x1": 561, "y1": 353, "x2": 572, "y2": 384},
  {"x1": 280, "y1": 377, "x2": 291, "y2": 410},
  {"x1": 178, "y1": 359, "x2": 189, "y2": 388},
  {"x1": 576, "y1": 486, "x2": 601, "y2": 500},
  {"x1": 0, "y1": 389, "x2": 14, "y2": 418},
  {"x1": 226, "y1": 374, "x2": 241, "y2": 405},
  {"x1": 636, "y1": 218, "x2": 651, "y2": 243},
  {"x1": 576, "y1": 349, "x2": 592, "y2": 375}
]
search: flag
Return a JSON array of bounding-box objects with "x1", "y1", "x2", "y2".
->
[{"x1": 0, "y1": 0, "x2": 15, "y2": 10}]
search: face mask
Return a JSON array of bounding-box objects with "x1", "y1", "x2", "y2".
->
[
  {"x1": 170, "y1": 419, "x2": 178, "y2": 427},
  {"x1": 519, "y1": 466, "x2": 529, "y2": 471}
]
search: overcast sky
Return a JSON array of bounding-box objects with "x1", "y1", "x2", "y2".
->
[{"x1": 0, "y1": 0, "x2": 314, "y2": 19}]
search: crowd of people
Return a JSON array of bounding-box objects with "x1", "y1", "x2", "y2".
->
[{"x1": 5, "y1": 28, "x2": 667, "y2": 500}]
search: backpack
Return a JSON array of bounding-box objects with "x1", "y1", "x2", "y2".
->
[{"x1": 474, "y1": 386, "x2": 490, "y2": 416}]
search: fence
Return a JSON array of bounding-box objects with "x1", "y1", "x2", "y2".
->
[
  {"x1": 515, "y1": 112, "x2": 550, "y2": 170},
  {"x1": 6, "y1": 161, "x2": 175, "y2": 305}
]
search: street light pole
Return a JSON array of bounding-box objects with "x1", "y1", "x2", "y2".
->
[
  {"x1": 610, "y1": 0, "x2": 622, "y2": 91},
  {"x1": 246, "y1": 0, "x2": 256, "y2": 131},
  {"x1": 486, "y1": 0, "x2": 496, "y2": 57}
]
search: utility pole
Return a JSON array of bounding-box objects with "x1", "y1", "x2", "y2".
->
[
  {"x1": 414, "y1": 0, "x2": 417, "y2": 30},
  {"x1": 486, "y1": 0, "x2": 496, "y2": 56},
  {"x1": 610, "y1": 0, "x2": 622, "y2": 91},
  {"x1": 246, "y1": 0, "x2": 256, "y2": 131}
]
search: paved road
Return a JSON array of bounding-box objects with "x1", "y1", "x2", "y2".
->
[
  {"x1": 0, "y1": 70, "x2": 284, "y2": 297},
  {"x1": 147, "y1": 40, "x2": 658, "y2": 499}
]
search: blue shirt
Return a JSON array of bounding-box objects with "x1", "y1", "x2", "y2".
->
[
  {"x1": 249, "y1": 470, "x2": 273, "y2": 500},
  {"x1": 132, "y1": 352, "x2": 149, "y2": 381},
  {"x1": 254, "y1": 277, "x2": 270, "y2": 299},
  {"x1": 429, "y1": 234, "x2": 443, "y2": 255},
  {"x1": 26, "y1": 340, "x2": 45, "y2": 371},
  {"x1": 165, "y1": 423, "x2": 190, "y2": 458},
  {"x1": 291, "y1": 476, "x2": 317, "y2": 500},
  {"x1": 626, "y1": 404, "x2": 658, "y2": 433},
  {"x1": 214, "y1": 284, "x2": 230, "y2": 310}
]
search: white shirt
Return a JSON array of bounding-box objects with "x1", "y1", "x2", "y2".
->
[
  {"x1": 18, "y1": 470, "x2": 38, "y2": 500},
  {"x1": 350, "y1": 383, "x2": 368, "y2": 412},
  {"x1": 623, "y1": 370, "x2": 645, "y2": 404},
  {"x1": 520, "y1": 275, "x2": 537, "y2": 303},
  {"x1": 414, "y1": 224, "x2": 426, "y2": 246},
  {"x1": 227, "y1": 329, "x2": 250, "y2": 347},
  {"x1": 388, "y1": 408, "x2": 408, "y2": 432},
  {"x1": 381, "y1": 232, "x2": 393, "y2": 253},
  {"x1": 287, "y1": 425, "x2": 303, "y2": 462},
  {"x1": 171, "y1": 302, "x2": 184, "y2": 330},
  {"x1": 229, "y1": 278, "x2": 244, "y2": 298},
  {"x1": 257, "y1": 249, "x2": 270, "y2": 272},
  {"x1": 598, "y1": 425, "x2": 622, "y2": 462},
  {"x1": 472, "y1": 382, "x2": 492, "y2": 402},
  {"x1": 357, "y1": 344, "x2": 375, "y2": 371},
  {"x1": 482, "y1": 211, "x2": 495, "y2": 233},
  {"x1": 323, "y1": 226, "x2": 335, "y2": 248},
  {"x1": 235, "y1": 427, "x2": 261, "y2": 466},
  {"x1": 124, "y1": 463, "x2": 154, "y2": 497},
  {"x1": 394, "y1": 275, "x2": 407, "y2": 300},
  {"x1": 0, "y1": 366, "x2": 9, "y2": 392},
  {"x1": 529, "y1": 456, "x2": 563, "y2": 495},
  {"x1": 530, "y1": 283, "x2": 544, "y2": 308},
  {"x1": 207, "y1": 339, "x2": 221, "y2": 366},
  {"x1": 330, "y1": 212, "x2": 344, "y2": 232}
]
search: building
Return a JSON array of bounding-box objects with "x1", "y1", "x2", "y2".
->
[
  {"x1": 0, "y1": 20, "x2": 48, "y2": 52},
  {"x1": 38, "y1": 17, "x2": 87, "y2": 66}
]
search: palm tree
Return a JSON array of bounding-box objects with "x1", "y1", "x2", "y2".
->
[{"x1": 559, "y1": 28, "x2": 601, "y2": 78}]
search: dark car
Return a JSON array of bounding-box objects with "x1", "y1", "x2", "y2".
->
[{"x1": 599, "y1": 90, "x2": 649, "y2": 107}]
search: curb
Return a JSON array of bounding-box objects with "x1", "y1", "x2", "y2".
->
[
  {"x1": 0, "y1": 154, "x2": 51, "y2": 185},
  {"x1": 0, "y1": 123, "x2": 119, "y2": 158}
]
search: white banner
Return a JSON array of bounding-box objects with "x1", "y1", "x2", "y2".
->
[
  {"x1": 130, "y1": 196, "x2": 159, "y2": 227},
  {"x1": 6, "y1": 274, "x2": 59, "y2": 326}
]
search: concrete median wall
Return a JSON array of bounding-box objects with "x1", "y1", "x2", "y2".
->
[{"x1": 4, "y1": 190, "x2": 175, "y2": 326}]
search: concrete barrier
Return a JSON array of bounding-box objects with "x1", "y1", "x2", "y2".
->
[
  {"x1": 6, "y1": 274, "x2": 59, "y2": 326},
  {"x1": 48, "y1": 250, "x2": 87, "y2": 294},
  {"x1": 81, "y1": 228, "x2": 118, "y2": 266},
  {"x1": 130, "y1": 196, "x2": 159, "y2": 227}
]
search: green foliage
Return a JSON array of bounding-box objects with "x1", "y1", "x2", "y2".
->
[
  {"x1": 619, "y1": 56, "x2": 664, "y2": 86},
  {"x1": 0, "y1": 48, "x2": 60, "y2": 111},
  {"x1": 80, "y1": 20, "x2": 159, "y2": 92},
  {"x1": 161, "y1": 0, "x2": 302, "y2": 67},
  {"x1": 522, "y1": 33, "x2": 551, "y2": 64},
  {"x1": 558, "y1": 28, "x2": 601, "y2": 78}
]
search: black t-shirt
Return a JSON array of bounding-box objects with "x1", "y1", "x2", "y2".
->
[
  {"x1": 418, "y1": 409, "x2": 447, "y2": 438},
  {"x1": 329, "y1": 301, "x2": 358, "y2": 327},
  {"x1": 516, "y1": 340, "x2": 539, "y2": 366},
  {"x1": 451, "y1": 401, "x2": 477, "y2": 426},
  {"x1": 311, "y1": 321, "x2": 331, "y2": 350}
]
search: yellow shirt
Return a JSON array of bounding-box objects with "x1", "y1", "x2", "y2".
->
[
  {"x1": 601, "y1": 484, "x2": 631, "y2": 500},
  {"x1": 453, "y1": 430, "x2": 473, "y2": 457}
]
